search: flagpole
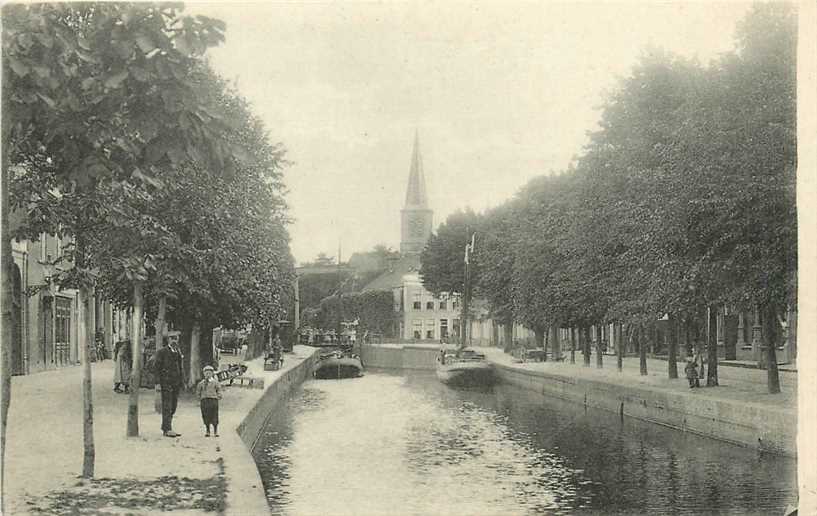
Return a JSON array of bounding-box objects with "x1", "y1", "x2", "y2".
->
[
  {"x1": 461, "y1": 242, "x2": 468, "y2": 349},
  {"x1": 461, "y1": 232, "x2": 475, "y2": 349}
]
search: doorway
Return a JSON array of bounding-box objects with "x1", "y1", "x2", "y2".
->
[{"x1": 11, "y1": 263, "x2": 24, "y2": 375}]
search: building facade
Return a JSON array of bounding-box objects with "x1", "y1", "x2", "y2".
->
[
  {"x1": 398, "y1": 272, "x2": 462, "y2": 341},
  {"x1": 9, "y1": 233, "x2": 126, "y2": 375}
]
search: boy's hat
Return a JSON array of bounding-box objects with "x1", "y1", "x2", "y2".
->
[{"x1": 202, "y1": 365, "x2": 215, "y2": 372}]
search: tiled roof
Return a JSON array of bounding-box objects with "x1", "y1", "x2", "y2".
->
[{"x1": 362, "y1": 255, "x2": 422, "y2": 291}]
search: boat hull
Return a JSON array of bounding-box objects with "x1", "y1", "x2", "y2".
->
[
  {"x1": 314, "y1": 356, "x2": 364, "y2": 379},
  {"x1": 436, "y1": 360, "x2": 494, "y2": 386}
]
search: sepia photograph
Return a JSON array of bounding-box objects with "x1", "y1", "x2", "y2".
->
[{"x1": 0, "y1": 1, "x2": 814, "y2": 515}]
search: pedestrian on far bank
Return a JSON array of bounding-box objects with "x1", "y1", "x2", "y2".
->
[
  {"x1": 154, "y1": 334, "x2": 184, "y2": 437},
  {"x1": 197, "y1": 365, "x2": 222, "y2": 437},
  {"x1": 684, "y1": 359, "x2": 700, "y2": 388}
]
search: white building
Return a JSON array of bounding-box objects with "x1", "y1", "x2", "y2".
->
[{"x1": 363, "y1": 134, "x2": 531, "y2": 344}]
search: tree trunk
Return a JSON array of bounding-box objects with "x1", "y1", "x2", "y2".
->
[
  {"x1": 693, "y1": 315, "x2": 702, "y2": 363},
  {"x1": 595, "y1": 325, "x2": 603, "y2": 369},
  {"x1": 543, "y1": 326, "x2": 549, "y2": 361},
  {"x1": 153, "y1": 296, "x2": 166, "y2": 414},
  {"x1": 189, "y1": 322, "x2": 201, "y2": 389},
  {"x1": 103, "y1": 302, "x2": 113, "y2": 359},
  {"x1": 583, "y1": 326, "x2": 591, "y2": 366},
  {"x1": 534, "y1": 327, "x2": 545, "y2": 350},
  {"x1": 570, "y1": 327, "x2": 576, "y2": 364},
  {"x1": 667, "y1": 314, "x2": 678, "y2": 379},
  {"x1": 95, "y1": 297, "x2": 104, "y2": 355},
  {"x1": 117, "y1": 309, "x2": 126, "y2": 341},
  {"x1": 763, "y1": 304, "x2": 781, "y2": 394},
  {"x1": 200, "y1": 324, "x2": 215, "y2": 367},
  {"x1": 180, "y1": 319, "x2": 194, "y2": 385},
  {"x1": 503, "y1": 323, "x2": 513, "y2": 354},
  {"x1": 707, "y1": 306, "x2": 719, "y2": 387},
  {"x1": 617, "y1": 323, "x2": 625, "y2": 372},
  {"x1": 552, "y1": 326, "x2": 562, "y2": 361},
  {"x1": 787, "y1": 304, "x2": 797, "y2": 363},
  {"x1": 639, "y1": 325, "x2": 648, "y2": 376},
  {"x1": 127, "y1": 282, "x2": 144, "y2": 437},
  {"x1": 1, "y1": 138, "x2": 14, "y2": 511},
  {"x1": 80, "y1": 287, "x2": 96, "y2": 477}
]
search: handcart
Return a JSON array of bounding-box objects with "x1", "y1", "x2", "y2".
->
[
  {"x1": 217, "y1": 363, "x2": 248, "y2": 384},
  {"x1": 264, "y1": 347, "x2": 284, "y2": 371}
]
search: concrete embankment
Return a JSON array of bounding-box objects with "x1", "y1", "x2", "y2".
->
[
  {"x1": 489, "y1": 355, "x2": 796, "y2": 457},
  {"x1": 224, "y1": 345, "x2": 320, "y2": 516},
  {"x1": 360, "y1": 342, "x2": 440, "y2": 370},
  {"x1": 361, "y1": 343, "x2": 795, "y2": 457}
]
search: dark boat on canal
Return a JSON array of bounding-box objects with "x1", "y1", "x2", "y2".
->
[
  {"x1": 313, "y1": 344, "x2": 364, "y2": 379},
  {"x1": 436, "y1": 347, "x2": 494, "y2": 386}
]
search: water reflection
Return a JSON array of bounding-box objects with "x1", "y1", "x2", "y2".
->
[{"x1": 253, "y1": 369, "x2": 796, "y2": 515}]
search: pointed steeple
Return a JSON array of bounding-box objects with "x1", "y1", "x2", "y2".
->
[
  {"x1": 400, "y1": 131, "x2": 433, "y2": 255},
  {"x1": 404, "y1": 131, "x2": 428, "y2": 208}
]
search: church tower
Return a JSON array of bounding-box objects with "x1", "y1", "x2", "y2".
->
[{"x1": 400, "y1": 133, "x2": 433, "y2": 255}]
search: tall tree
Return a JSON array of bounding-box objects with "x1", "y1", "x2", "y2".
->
[
  {"x1": 512, "y1": 173, "x2": 581, "y2": 354},
  {"x1": 420, "y1": 208, "x2": 481, "y2": 296},
  {"x1": 1, "y1": 3, "x2": 280, "y2": 487},
  {"x1": 473, "y1": 204, "x2": 518, "y2": 346}
]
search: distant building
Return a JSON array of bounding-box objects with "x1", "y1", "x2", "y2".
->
[
  {"x1": 362, "y1": 134, "x2": 461, "y2": 341},
  {"x1": 347, "y1": 252, "x2": 386, "y2": 274},
  {"x1": 361, "y1": 134, "x2": 535, "y2": 345}
]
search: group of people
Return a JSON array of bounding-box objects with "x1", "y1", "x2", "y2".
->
[
  {"x1": 154, "y1": 334, "x2": 223, "y2": 438},
  {"x1": 111, "y1": 334, "x2": 223, "y2": 438}
]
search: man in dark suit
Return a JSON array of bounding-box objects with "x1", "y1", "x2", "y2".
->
[{"x1": 154, "y1": 333, "x2": 184, "y2": 437}]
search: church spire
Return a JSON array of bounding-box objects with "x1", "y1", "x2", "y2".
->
[
  {"x1": 404, "y1": 130, "x2": 428, "y2": 208},
  {"x1": 400, "y1": 131, "x2": 433, "y2": 255}
]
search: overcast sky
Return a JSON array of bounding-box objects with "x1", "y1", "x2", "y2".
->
[{"x1": 188, "y1": 1, "x2": 751, "y2": 265}]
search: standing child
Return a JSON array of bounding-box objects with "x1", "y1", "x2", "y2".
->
[
  {"x1": 684, "y1": 359, "x2": 700, "y2": 388},
  {"x1": 196, "y1": 365, "x2": 222, "y2": 437}
]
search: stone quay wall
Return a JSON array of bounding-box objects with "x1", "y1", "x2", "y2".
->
[
  {"x1": 360, "y1": 343, "x2": 794, "y2": 457},
  {"x1": 223, "y1": 347, "x2": 321, "y2": 516},
  {"x1": 492, "y1": 362, "x2": 796, "y2": 457},
  {"x1": 237, "y1": 348, "x2": 321, "y2": 452},
  {"x1": 360, "y1": 343, "x2": 440, "y2": 370}
]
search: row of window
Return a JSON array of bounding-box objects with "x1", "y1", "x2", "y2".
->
[
  {"x1": 38, "y1": 231, "x2": 66, "y2": 263},
  {"x1": 412, "y1": 300, "x2": 459, "y2": 311},
  {"x1": 410, "y1": 318, "x2": 460, "y2": 340}
]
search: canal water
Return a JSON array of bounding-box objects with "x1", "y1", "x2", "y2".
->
[{"x1": 252, "y1": 369, "x2": 797, "y2": 515}]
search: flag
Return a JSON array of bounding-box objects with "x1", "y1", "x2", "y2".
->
[{"x1": 464, "y1": 233, "x2": 476, "y2": 264}]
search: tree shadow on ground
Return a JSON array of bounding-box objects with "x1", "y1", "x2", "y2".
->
[{"x1": 25, "y1": 459, "x2": 226, "y2": 515}]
